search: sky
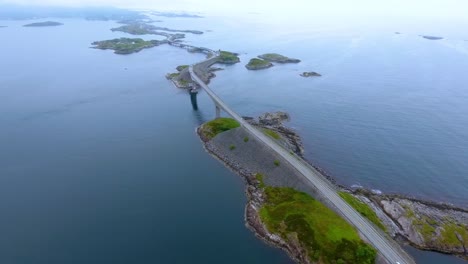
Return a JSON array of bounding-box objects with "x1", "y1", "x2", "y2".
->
[{"x1": 1, "y1": 0, "x2": 468, "y2": 22}]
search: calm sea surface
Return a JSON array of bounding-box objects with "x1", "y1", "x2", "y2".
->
[{"x1": 0, "y1": 14, "x2": 467, "y2": 263}]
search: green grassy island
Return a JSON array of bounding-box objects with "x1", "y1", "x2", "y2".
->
[
  {"x1": 258, "y1": 53, "x2": 301, "y2": 63},
  {"x1": 23, "y1": 21, "x2": 63, "y2": 27},
  {"x1": 91, "y1": 38, "x2": 162, "y2": 54},
  {"x1": 245, "y1": 58, "x2": 273, "y2": 70},
  {"x1": 260, "y1": 186, "x2": 377, "y2": 264},
  {"x1": 218, "y1": 51, "x2": 240, "y2": 64}
]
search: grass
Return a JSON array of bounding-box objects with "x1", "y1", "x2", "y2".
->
[
  {"x1": 255, "y1": 173, "x2": 265, "y2": 188},
  {"x1": 200, "y1": 118, "x2": 240, "y2": 139},
  {"x1": 178, "y1": 79, "x2": 189, "y2": 86},
  {"x1": 438, "y1": 222, "x2": 468, "y2": 247},
  {"x1": 176, "y1": 65, "x2": 189, "y2": 71},
  {"x1": 273, "y1": 160, "x2": 280, "y2": 166},
  {"x1": 218, "y1": 50, "x2": 240, "y2": 63},
  {"x1": 168, "y1": 73, "x2": 180, "y2": 78},
  {"x1": 263, "y1": 128, "x2": 281, "y2": 140},
  {"x1": 92, "y1": 38, "x2": 158, "y2": 54},
  {"x1": 258, "y1": 53, "x2": 300, "y2": 63},
  {"x1": 229, "y1": 144, "x2": 236, "y2": 150},
  {"x1": 243, "y1": 136, "x2": 249, "y2": 142},
  {"x1": 246, "y1": 58, "x2": 271, "y2": 68},
  {"x1": 260, "y1": 187, "x2": 376, "y2": 263},
  {"x1": 338, "y1": 192, "x2": 387, "y2": 232}
]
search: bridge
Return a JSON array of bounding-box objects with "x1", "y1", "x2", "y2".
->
[{"x1": 189, "y1": 58, "x2": 416, "y2": 264}]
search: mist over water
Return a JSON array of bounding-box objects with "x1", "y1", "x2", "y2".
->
[{"x1": 0, "y1": 11, "x2": 467, "y2": 264}]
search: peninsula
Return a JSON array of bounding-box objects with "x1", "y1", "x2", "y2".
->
[
  {"x1": 91, "y1": 38, "x2": 163, "y2": 54},
  {"x1": 23, "y1": 21, "x2": 63, "y2": 27}
]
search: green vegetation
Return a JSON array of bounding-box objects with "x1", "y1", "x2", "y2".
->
[
  {"x1": 168, "y1": 73, "x2": 180, "y2": 78},
  {"x1": 263, "y1": 128, "x2": 281, "y2": 140},
  {"x1": 91, "y1": 38, "x2": 161, "y2": 54},
  {"x1": 338, "y1": 192, "x2": 387, "y2": 232},
  {"x1": 243, "y1": 136, "x2": 249, "y2": 142},
  {"x1": 273, "y1": 160, "x2": 280, "y2": 166},
  {"x1": 23, "y1": 21, "x2": 63, "y2": 27},
  {"x1": 176, "y1": 65, "x2": 189, "y2": 71},
  {"x1": 245, "y1": 58, "x2": 273, "y2": 70},
  {"x1": 218, "y1": 51, "x2": 240, "y2": 64},
  {"x1": 111, "y1": 23, "x2": 155, "y2": 35},
  {"x1": 260, "y1": 187, "x2": 377, "y2": 263},
  {"x1": 200, "y1": 118, "x2": 240, "y2": 139},
  {"x1": 179, "y1": 79, "x2": 189, "y2": 86},
  {"x1": 438, "y1": 222, "x2": 468, "y2": 247},
  {"x1": 258, "y1": 53, "x2": 300, "y2": 63},
  {"x1": 255, "y1": 173, "x2": 265, "y2": 188},
  {"x1": 229, "y1": 144, "x2": 236, "y2": 150}
]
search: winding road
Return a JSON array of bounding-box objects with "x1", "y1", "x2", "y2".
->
[{"x1": 189, "y1": 60, "x2": 416, "y2": 264}]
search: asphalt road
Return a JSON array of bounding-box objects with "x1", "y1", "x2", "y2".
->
[{"x1": 189, "y1": 64, "x2": 416, "y2": 264}]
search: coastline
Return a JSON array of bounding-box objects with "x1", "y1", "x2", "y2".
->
[
  {"x1": 196, "y1": 126, "x2": 310, "y2": 263},
  {"x1": 196, "y1": 117, "x2": 468, "y2": 261}
]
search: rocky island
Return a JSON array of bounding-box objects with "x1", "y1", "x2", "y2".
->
[
  {"x1": 91, "y1": 38, "x2": 163, "y2": 54},
  {"x1": 245, "y1": 58, "x2": 273, "y2": 70},
  {"x1": 23, "y1": 21, "x2": 63, "y2": 27},
  {"x1": 422, "y1": 35, "x2": 444, "y2": 40},
  {"x1": 300, "y1": 71, "x2": 321, "y2": 77},
  {"x1": 258, "y1": 53, "x2": 301, "y2": 63}
]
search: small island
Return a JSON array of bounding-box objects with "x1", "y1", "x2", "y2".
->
[
  {"x1": 245, "y1": 58, "x2": 273, "y2": 70},
  {"x1": 23, "y1": 21, "x2": 63, "y2": 27},
  {"x1": 217, "y1": 51, "x2": 240, "y2": 64},
  {"x1": 258, "y1": 53, "x2": 301, "y2": 63},
  {"x1": 91, "y1": 38, "x2": 163, "y2": 54},
  {"x1": 422, "y1": 35, "x2": 444, "y2": 40},
  {"x1": 0, "y1": 26, "x2": 6, "y2": 28},
  {"x1": 300, "y1": 71, "x2": 321, "y2": 77}
]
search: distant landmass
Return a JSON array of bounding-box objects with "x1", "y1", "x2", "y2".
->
[
  {"x1": 0, "y1": 26, "x2": 6, "y2": 28},
  {"x1": 422, "y1": 35, "x2": 444, "y2": 40},
  {"x1": 150, "y1": 11, "x2": 203, "y2": 18},
  {"x1": 0, "y1": 5, "x2": 146, "y2": 21},
  {"x1": 23, "y1": 21, "x2": 63, "y2": 27}
]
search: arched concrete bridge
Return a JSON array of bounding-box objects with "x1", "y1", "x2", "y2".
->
[{"x1": 188, "y1": 58, "x2": 416, "y2": 264}]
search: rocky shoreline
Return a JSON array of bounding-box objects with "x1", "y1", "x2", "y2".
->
[
  {"x1": 197, "y1": 113, "x2": 468, "y2": 262},
  {"x1": 197, "y1": 125, "x2": 310, "y2": 263}
]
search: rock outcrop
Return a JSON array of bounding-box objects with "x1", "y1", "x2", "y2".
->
[{"x1": 300, "y1": 71, "x2": 321, "y2": 77}]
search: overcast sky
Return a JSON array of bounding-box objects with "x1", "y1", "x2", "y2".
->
[{"x1": 1, "y1": 0, "x2": 467, "y2": 21}]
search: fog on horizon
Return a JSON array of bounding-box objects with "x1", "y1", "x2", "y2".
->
[{"x1": 1, "y1": 0, "x2": 468, "y2": 22}]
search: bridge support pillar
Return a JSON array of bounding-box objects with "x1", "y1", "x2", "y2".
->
[{"x1": 215, "y1": 104, "x2": 221, "y2": 119}]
